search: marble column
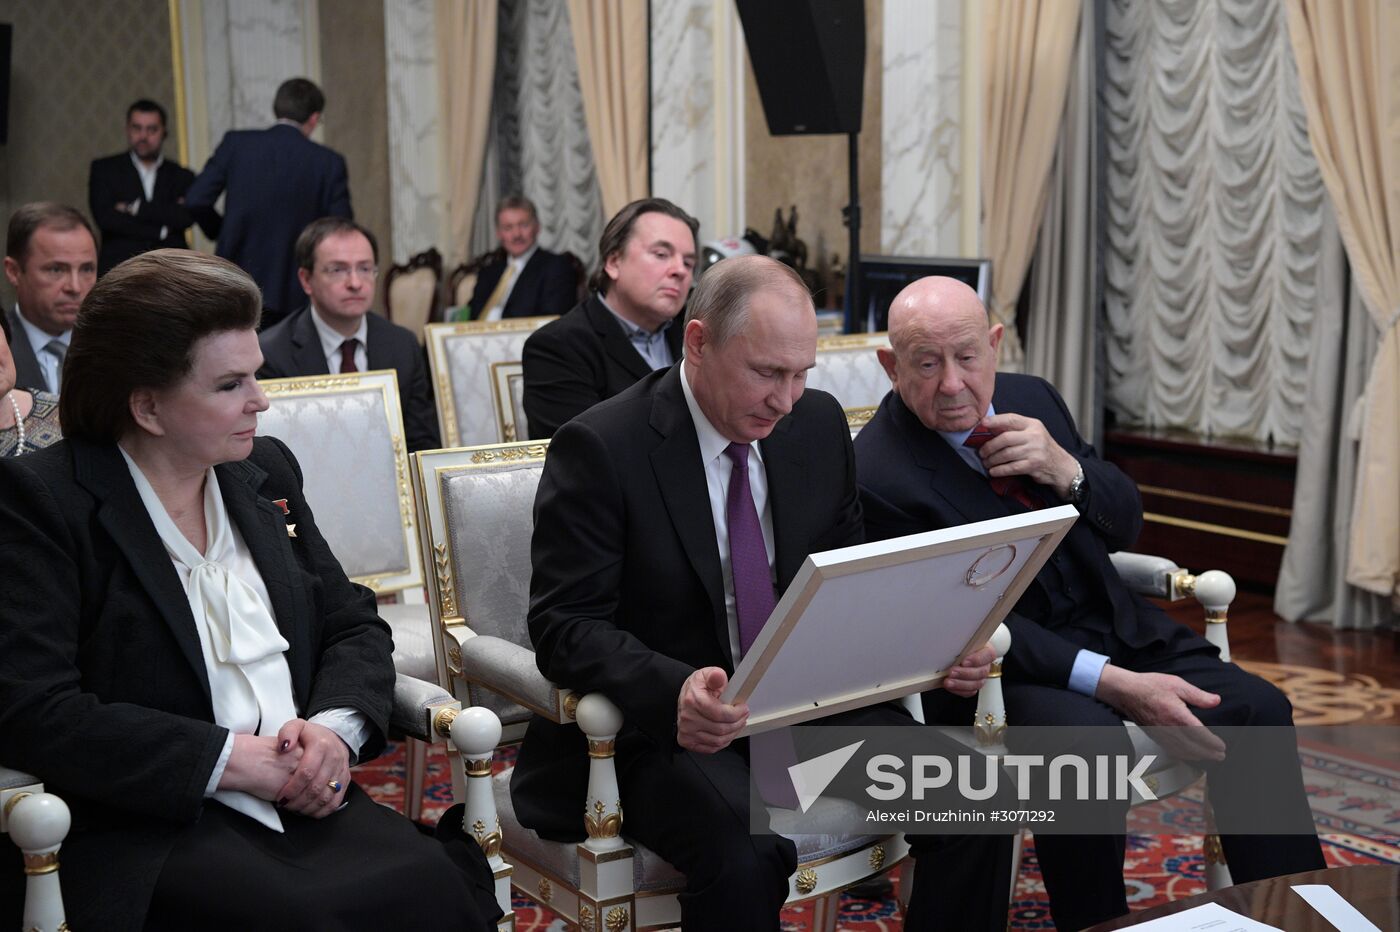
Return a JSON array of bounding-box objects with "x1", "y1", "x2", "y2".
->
[
  {"x1": 880, "y1": 0, "x2": 965, "y2": 256},
  {"x1": 649, "y1": 0, "x2": 745, "y2": 243},
  {"x1": 383, "y1": 0, "x2": 447, "y2": 263}
]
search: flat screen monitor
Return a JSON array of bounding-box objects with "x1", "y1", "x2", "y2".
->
[{"x1": 855, "y1": 255, "x2": 992, "y2": 332}]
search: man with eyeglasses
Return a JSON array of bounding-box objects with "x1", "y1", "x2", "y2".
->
[
  {"x1": 258, "y1": 217, "x2": 440, "y2": 451},
  {"x1": 3, "y1": 203, "x2": 99, "y2": 394}
]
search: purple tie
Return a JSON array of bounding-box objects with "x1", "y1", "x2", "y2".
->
[
  {"x1": 724, "y1": 443, "x2": 798, "y2": 808},
  {"x1": 724, "y1": 442, "x2": 775, "y2": 655}
]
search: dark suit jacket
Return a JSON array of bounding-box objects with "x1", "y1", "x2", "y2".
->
[
  {"x1": 520, "y1": 294, "x2": 685, "y2": 439},
  {"x1": 466, "y1": 248, "x2": 577, "y2": 320},
  {"x1": 185, "y1": 124, "x2": 352, "y2": 323},
  {"x1": 4, "y1": 305, "x2": 50, "y2": 393},
  {"x1": 257, "y1": 307, "x2": 441, "y2": 452},
  {"x1": 0, "y1": 436, "x2": 394, "y2": 931},
  {"x1": 511, "y1": 365, "x2": 861, "y2": 837},
  {"x1": 855, "y1": 374, "x2": 1198, "y2": 689},
  {"x1": 87, "y1": 152, "x2": 202, "y2": 275}
]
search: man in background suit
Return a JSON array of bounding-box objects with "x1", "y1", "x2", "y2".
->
[
  {"x1": 854, "y1": 276, "x2": 1325, "y2": 931},
  {"x1": 258, "y1": 217, "x2": 439, "y2": 452},
  {"x1": 465, "y1": 195, "x2": 577, "y2": 321},
  {"x1": 88, "y1": 99, "x2": 208, "y2": 275},
  {"x1": 521, "y1": 197, "x2": 695, "y2": 439},
  {"x1": 513, "y1": 256, "x2": 1006, "y2": 931},
  {"x1": 186, "y1": 78, "x2": 352, "y2": 329},
  {"x1": 3, "y1": 203, "x2": 98, "y2": 394}
]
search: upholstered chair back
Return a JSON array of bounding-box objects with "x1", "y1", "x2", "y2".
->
[
  {"x1": 416, "y1": 443, "x2": 549, "y2": 727},
  {"x1": 385, "y1": 248, "x2": 444, "y2": 343},
  {"x1": 258, "y1": 371, "x2": 423, "y2": 594},
  {"x1": 805, "y1": 332, "x2": 892, "y2": 410},
  {"x1": 424, "y1": 318, "x2": 557, "y2": 447},
  {"x1": 489, "y1": 361, "x2": 527, "y2": 442}
]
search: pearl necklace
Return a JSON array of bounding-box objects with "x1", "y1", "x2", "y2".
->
[{"x1": 6, "y1": 391, "x2": 24, "y2": 456}]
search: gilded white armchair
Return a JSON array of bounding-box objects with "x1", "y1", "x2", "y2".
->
[
  {"x1": 414, "y1": 440, "x2": 912, "y2": 931},
  {"x1": 258, "y1": 370, "x2": 438, "y2": 820},
  {"x1": 424, "y1": 318, "x2": 558, "y2": 448}
]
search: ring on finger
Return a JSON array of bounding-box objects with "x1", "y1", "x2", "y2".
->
[{"x1": 327, "y1": 779, "x2": 343, "y2": 793}]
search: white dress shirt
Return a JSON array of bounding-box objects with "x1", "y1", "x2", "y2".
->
[
  {"x1": 310, "y1": 305, "x2": 369, "y2": 372},
  {"x1": 679, "y1": 360, "x2": 777, "y2": 665},
  {"x1": 482, "y1": 245, "x2": 537, "y2": 321},
  {"x1": 120, "y1": 448, "x2": 370, "y2": 830},
  {"x1": 128, "y1": 151, "x2": 168, "y2": 240}
]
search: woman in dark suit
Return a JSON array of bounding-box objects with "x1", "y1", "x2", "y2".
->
[{"x1": 0, "y1": 251, "x2": 498, "y2": 931}]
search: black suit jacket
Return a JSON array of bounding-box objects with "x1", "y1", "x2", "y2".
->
[
  {"x1": 87, "y1": 152, "x2": 203, "y2": 274},
  {"x1": 466, "y1": 248, "x2": 577, "y2": 320},
  {"x1": 0, "y1": 437, "x2": 394, "y2": 931},
  {"x1": 185, "y1": 125, "x2": 352, "y2": 323},
  {"x1": 3, "y1": 305, "x2": 50, "y2": 393},
  {"x1": 257, "y1": 308, "x2": 441, "y2": 452},
  {"x1": 511, "y1": 366, "x2": 861, "y2": 837},
  {"x1": 855, "y1": 374, "x2": 1198, "y2": 688},
  {"x1": 520, "y1": 294, "x2": 685, "y2": 439}
]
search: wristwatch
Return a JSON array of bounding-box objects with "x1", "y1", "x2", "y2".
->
[{"x1": 1067, "y1": 462, "x2": 1086, "y2": 504}]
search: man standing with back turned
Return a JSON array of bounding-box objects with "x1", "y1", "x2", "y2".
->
[{"x1": 186, "y1": 78, "x2": 352, "y2": 329}]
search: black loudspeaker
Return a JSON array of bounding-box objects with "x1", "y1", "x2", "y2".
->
[
  {"x1": 735, "y1": 0, "x2": 865, "y2": 136},
  {"x1": 0, "y1": 24, "x2": 10, "y2": 145}
]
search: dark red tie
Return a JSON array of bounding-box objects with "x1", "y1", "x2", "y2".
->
[
  {"x1": 963, "y1": 429, "x2": 1042, "y2": 511},
  {"x1": 339, "y1": 338, "x2": 359, "y2": 373}
]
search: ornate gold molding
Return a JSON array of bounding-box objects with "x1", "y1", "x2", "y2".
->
[
  {"x1": 537, "y1": 877, "x2": 552, "y2": 903},
  {"x1": 469, "y1": 443, "x2": 548, "y2": 465},
  {"x1": 432, "y1": 707, "x2": 459, "y2": 738},
  {"x1": 23, "y1": 851, "x2": 59, "y2": 875},
  {"x1": 447, "y1": 646, "x2": 463, "y2": 678},
  {"x1": 465, "y1": 757, "x2": 492, "y2": 777},
  {"x1": 869, "y1": 844, "x2": 886, "y2": 872},
  {"x1": 974, "y1": 714, "x2": 1006, "y2": 746},
  {"x1": 604, "y1": 906, "x2": 629, "y2": 931},
  {"x1": 1202, "y1": 833, "x2": 1226, "y2": 864},
  {"x1": 844, "y1": 406, "x2": 877, "y2": 430},
  {"x1": 434, "y1": 543, "x2": 459, "y2": 619},
  {"x1": 563, "y1": 693, "x2": 580, "y2": 720},
  {"x1": 261, "y1": 373, "x2": 364, "y2": 393},
  {"x1": 587, "y1": 738, "x2": 616, "y2": 759},
  {"x1": 1205, "y1": 608, "x2": 1228, "y2": 623},
  {"x1": 987, "y1": 659, "x2": 1003, "y2": 678},
  {"x1": 392, "y1": 434, "x2": 415, "y2": 531},
  {"x1": 472, "y1": 817, "x2": 503, "y2": 859},
  {"x1": 795, "y1": 867, "x2": 818, "y2": 895},
  {"x1": 584, "y1": 799, "x2": 623, "y2": 839},
  {"x1": 3, "y1": 791, "x2": 31, "y2": 818},
  {"x1": 578, "y1": 904, "x2": 594, "y2": 932}
]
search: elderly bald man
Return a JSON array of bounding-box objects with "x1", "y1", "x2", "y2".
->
[{"x1": 853, "y1": 276, "x2": 1324, "y2": 931}]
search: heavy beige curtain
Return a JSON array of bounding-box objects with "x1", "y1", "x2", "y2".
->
[
  {"x1": 436, "y1": 0, "x2": 498, "y2": 264},
  {"x1": 1285, "y1": 0, "x2": 1400, "y2": 606},
  {"x1": 567, "y1": 0, "x2": 649, "y2": 218},
  {"x1": 1023, "y1": 0, "x2": 1097, "y2": 440},
  {"x1": 981, "y1": 0, "x2": 1081, "y2": 363}
]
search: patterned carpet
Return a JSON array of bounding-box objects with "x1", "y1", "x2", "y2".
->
[
  {"x1": 357, "y1": 662, "x2": 1399, "y2": 929},
  {"x1": 357, "y1": 733, "x2": 1397, "y2": 931}
]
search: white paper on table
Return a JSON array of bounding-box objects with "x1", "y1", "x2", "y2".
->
[
  {"x1": 1292, "y1": 885, "x2": 1383, "y2": 932},
  {"x1": 1124, "y1": 901, "x2": 1285, "y2": 932}
]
